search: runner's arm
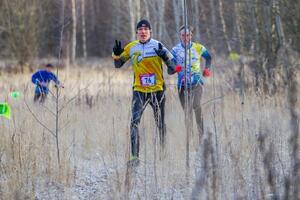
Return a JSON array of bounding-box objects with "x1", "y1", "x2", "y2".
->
[
  {"x1": 155, "y1": 43, "x2": 176, "y2": 75},
  {"x1": 202, "y1": 50, "x2": 211, "y2": 69},
  {"x1": 113, "y1": 57, "x2": 126, "y2": 68}
]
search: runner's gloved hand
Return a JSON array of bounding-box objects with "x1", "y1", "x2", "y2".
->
[
  {"x1": 113, "y1": 40, "x2": 124, "y2": 56},
  {"x1": 203, "y1": 68, "x2": 211, "y2": 77},
  {"x1": 55, "y1": 84, "x2": 64, "y2": 89},
  {"x1": 154, "y1": 43, "x2": 168, "y2": 62},
  {"x1": 175, "y1": 65, "x2": 182, "y2": 73}
]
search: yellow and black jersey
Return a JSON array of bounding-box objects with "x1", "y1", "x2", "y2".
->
[{"x1": 115, "y1": 39, "x2": 173, "y2": 93}]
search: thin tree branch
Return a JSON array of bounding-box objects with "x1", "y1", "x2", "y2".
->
[
  {"x1": 58, "y1": 81, "x2": 93, "y2": 113},
  {"x1": 24, "y1": 97, "x2": 55, "y2": 137}
]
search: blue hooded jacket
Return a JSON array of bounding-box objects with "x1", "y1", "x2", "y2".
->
[{"x1": 31, "y1": 70, "x2": 59, "y2": 94}]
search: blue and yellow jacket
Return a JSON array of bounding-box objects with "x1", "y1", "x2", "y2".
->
[
  {"x1": 113, "y1": 39, "x2": 175, "y2": 93},
  {"x1": 171, "y1": 42, "x2": 211, "y2": 89}
]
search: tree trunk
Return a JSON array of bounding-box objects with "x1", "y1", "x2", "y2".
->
[
  {"x1": 136, "y1": 0, "x2": 140, "y2": 22},
  {"x1": 273, "y1": 0, "x2": 285, "y2": 48},
  {"x1": 250, "y1": 0, "x2": 260, "y2": 54},
  {"x1": 142, "y1": 0, "x2": 149, "y2": 20},
  {"x1": 81, "y1": 0, "x2": 87, "y2": 58},
  {"x1": 158, "y1": 0, "x2": 165, "y2": 40},
  {"x1": 218, "y1": 0, "x2": 232, "y2": 52},
  {"x1": 209, "y1": 0, "x2": 217, "y2": 49},
  {"x1": 128, "y1": 0, "x2": 135, "y2": 41},
  {"x1": 193, "y1": 0, "x2": 201, "y2": 41},
  {"x1": 262, "y1": 0, "x2": 273, "y2": 65},
  {"x1": 172, "y1": 0, "x2": 183, "y2": 29},
  {"x1": 71, "y1": 0, "x2": 76, "y2": 63},
  {"x1": 233, "y1": 1, "x2": 243, "y2": 52}
]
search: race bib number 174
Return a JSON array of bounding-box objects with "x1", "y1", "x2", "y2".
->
[{"x1": 139, "y1": 73, "x2": 156, "y2": 86}]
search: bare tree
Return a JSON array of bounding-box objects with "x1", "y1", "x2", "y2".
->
[
  {"x1": 218, "y1": 0, "x2": 232, "y2": 52},
  {"x1": 128, "y1": 0, "x2": 136, "y2": 41},
  {"x1": 81, "y1": 0, "x2": 87, "y2": 58},
  {"x1": 172, "y1": 0, "x2": 183, "y2": 30},
  {"x1": 209, "y1": 0, "x2": 217, "y2": 49},
  {"x1": 232, "y1": 1, "x2": 243, "y2": 52},
  {"x1": 71, "y1": 0, "x2": 77, "y2": 63}
]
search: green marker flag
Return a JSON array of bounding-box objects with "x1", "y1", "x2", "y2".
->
[
  {"x1": 0, "y1": 103, "x2": 11, "y2": 119},
  {"x1": 11, "y1": 91, "x2": 21, "y2": 100},
  {"x1": 229, "y1": 51, "x2": 240, "y2": 62}
]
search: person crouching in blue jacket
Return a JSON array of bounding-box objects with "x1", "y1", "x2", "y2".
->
[{"x1": 31, "y1": 63, "x2": 63, "y2": 103}]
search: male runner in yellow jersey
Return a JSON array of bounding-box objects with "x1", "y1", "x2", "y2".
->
[{"x1": 112, "y1": 19, "x2": 180, "y2": 163}]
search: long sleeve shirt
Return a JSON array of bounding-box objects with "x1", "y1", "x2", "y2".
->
[
  {"x1": 31, "y1": 70, "x2": 60, "y2": 93},
  {"x1": 171, "y1": 42, "x2": 211, "y2": 89},
  {"x1": 113, "y1": 38, "x2": 176, "y2": 92}
]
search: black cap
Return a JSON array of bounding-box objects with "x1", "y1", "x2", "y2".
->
[
  {"x1": 179, "y1": 25, "x2": 194, "y2": 33},
  {"x1": 136, "y1": 19, "x2": 151, "y2": 30},
  {"x1": 46, "y1": 63, "x2": 54, "y2": 68}
]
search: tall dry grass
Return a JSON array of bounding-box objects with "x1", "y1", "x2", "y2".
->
[{"x1": 0, "y1": 59, "x2": 299, "y2": 199}]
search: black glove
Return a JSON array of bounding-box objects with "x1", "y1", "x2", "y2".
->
[
  {"x1": 113, "y1": 40, "x2": 124, "y2": 56},
  {"x1": 154, "y1": 43, "x2": 168, "y2": 62}
]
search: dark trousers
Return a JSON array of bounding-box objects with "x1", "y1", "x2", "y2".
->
[
  {"x1": 178, "y1": 84, "x2": 204, "y2": 142},
  {"x1": 130, "y1": 90, "x2": 166, "y2": 157},
  {"x1": 34, "y1": 92, "x2": 47, "y2": 103},
  {"x1": 34, "y1": 86, "x2": 48, "y2": 103}
]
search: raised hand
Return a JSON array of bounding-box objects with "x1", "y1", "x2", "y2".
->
[
  {"x1": 154, "y1": 43, "x2": 168, "y2": 61},
  {"x1": 113, "y1": 40, "x2": 124, "y2": 56}
]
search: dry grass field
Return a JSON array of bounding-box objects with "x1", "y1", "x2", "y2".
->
[{"x1": 0, "y1": 58, "x2": 299, "y2": 199}]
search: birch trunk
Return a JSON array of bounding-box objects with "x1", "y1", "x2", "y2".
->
[
  {"x1": 193, "y1": 0, "x2": 200, "y2": 40},
  {"x1": 143, "y1": 0, "x2": 149, "y2": 20},
  {"x1": 251, "y1": 0, "x2": 260, "y2": 53},
  {"x1": 209, "y1": 0, "x2": 217, "y2": 46},
  {"x1": 158, "y1": 0, "x2": 165, "y2": 40},
  {"x1": 136, "y1": 0, "x2": 140, "y2": 22},
  {"x1": 81, "y1": 0, "x2": 87, "y2": 58},
  {"x1": 71, "y1": 0, "x2": 76, "y2": 63},
  {"x1": 172, "y1": 0, "x2": 183, "y2": 29},
  {"x1": 128, "y1": 0, "x2": 135, "y2": 41},
  {"x1": 218, "y1": 0, "x2": 232, "y2": 52},
  {"x1": 233, "y1": 1, "x2": 243, "y2": 52}
]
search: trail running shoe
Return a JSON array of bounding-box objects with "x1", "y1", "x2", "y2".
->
[{"x1": 127, "y1": 155, "x2": 140, "y2": 167}]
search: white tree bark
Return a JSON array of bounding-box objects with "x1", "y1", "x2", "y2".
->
[
  {"x1": 81, "y1": 0, "x2": 87, "y2": 58},
  {"x1": 128, "y1": 0, "x2": 135, "y2": 41},
  {"x1": 158, "y1": 0, "x2": 165, "y2": 40},
  {"x1": 142, "y1": 0, "x2": 149, "y2": 20},
  {"x1": 218, "y1": 0, "x2": 232, "y2": 52},
  {"x1": 172, "y1": 0, "x2": 183, "y2": 29},
  {"x1": 209, "y1": 0, "x2": 217, "y2": 42},
  {"x1": 136, "y1": 0, "x2": 140, "y2": 22},
  {"x1": 250, "y1": 0, "x2": 259, "y2": 53},
  {"x1": 71, "y1": 0, "x2": 76, "y2": 63},
  {"x1": 193, "y1": 0, "x2": 200, "y2": 40},
  {"x1": 233, "y1": 1, "x2": 243, "y2": 52}
]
